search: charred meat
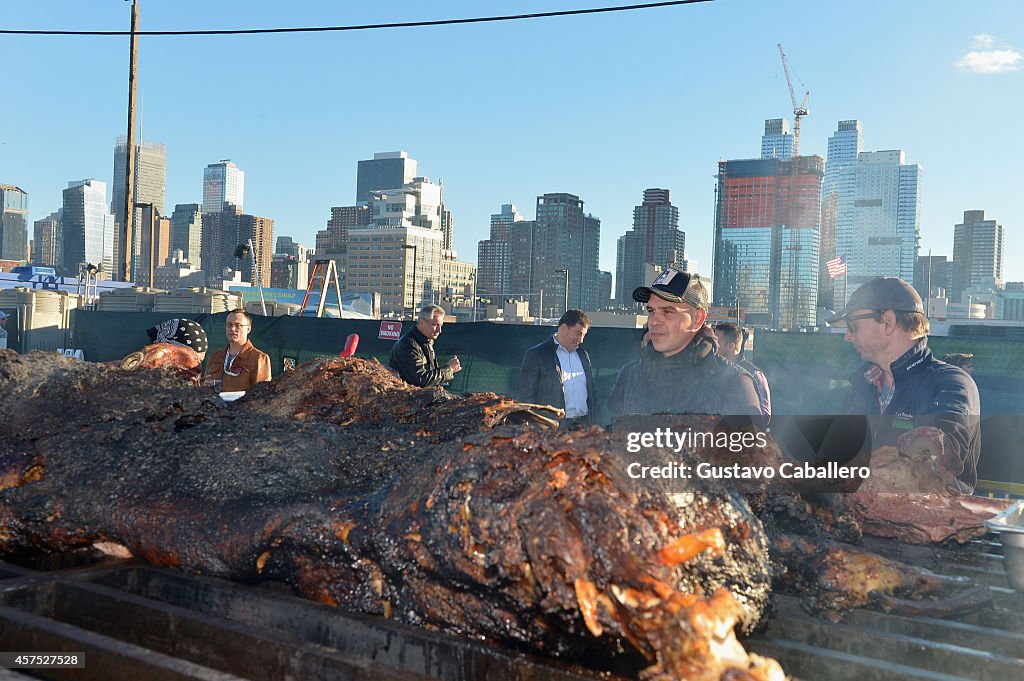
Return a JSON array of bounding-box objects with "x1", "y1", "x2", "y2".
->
[{"x1": 0, "y1": 352, "x2": 780, "y2": 681}]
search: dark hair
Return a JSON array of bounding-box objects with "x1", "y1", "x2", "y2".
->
[
  {"x1": 715, "y1": 322, "x2": 742, "y2": 345},
  {"x1": 226, "y1": 308, "x2": 253, "y2": 326},
  {"x1": 943, "y1": 352, "x2": 974, "y2": 369},
  {"x1": 558, "y1": 309, "x2": 590, "y2": 328}
]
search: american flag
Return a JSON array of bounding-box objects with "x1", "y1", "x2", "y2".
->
[{"x1": 826, "y1": 255, "x2": 847, "y2": 279}]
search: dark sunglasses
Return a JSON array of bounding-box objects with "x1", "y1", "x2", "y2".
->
[{"x1": 844, "y1": 312, "x2": 881, "y2": 333}]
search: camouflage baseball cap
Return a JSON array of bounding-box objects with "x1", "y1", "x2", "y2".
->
[{"x1": 633, "y1": 269, "x2": 709, "y2": 310}]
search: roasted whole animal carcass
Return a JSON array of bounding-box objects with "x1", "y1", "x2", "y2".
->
[
  {"x1": 238, "y1": 352, "x2": 566, "y2": 435},
  {"x1": 839, "y1": 444, "x2": 1011, "y2": 544},
  {"x1": 611, "y1": 413, "x2": 998, "y2": 621},
  {"x1": 114, "y1": 342, "x2": 205, "y2": 382},
  {"x1": 770, "y1": 533, "x2": 991, "y2": 621},
  {"x1": 0, "y1": 351, "x2": 782, "y2": 681},
  {"x1": 621, "y1": 413, "x2": 1008, "y2": 545}
]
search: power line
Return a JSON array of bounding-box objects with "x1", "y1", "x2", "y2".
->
[{"x1": 0, "y1": 1, "x2": 713, "y2": 37}]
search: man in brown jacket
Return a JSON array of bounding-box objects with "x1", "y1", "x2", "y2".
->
[{"x1": 203, "y1": 309, "x2": 272, "y2": 392}]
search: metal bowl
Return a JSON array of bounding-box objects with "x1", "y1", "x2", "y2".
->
[{"x1": 984, "y1": 500, "x2": 1024, "y2": 592}]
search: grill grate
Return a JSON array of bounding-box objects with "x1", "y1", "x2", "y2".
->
[
  {"x1": 748, "y1": 536, "x2": 1024, "y2": 681},
  {"x1": 0, "y1": 558, "x2": 619, "y2": 681},
  {"x1": 1, "y1": 536, "x2": 1022, "y2": 681}
]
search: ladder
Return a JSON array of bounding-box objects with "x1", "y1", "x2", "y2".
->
[{"x1": 299, "y1": 259, "x2": 344, "y2": 318}]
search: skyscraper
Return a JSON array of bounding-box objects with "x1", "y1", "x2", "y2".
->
[
  {"x1": 713, "y1": 156, "x2": 824, "y2": 328},
  {"x1": 62, "y1": 179, "x2": 115, "y2": 276},
  {"x1": 952, "y1": 210, "x2": 1004, "y2": 300},
  {"x1": 0, "y1": 184, "x2": 29, "y2": 261},
  {"x1": 202, "y1": 160, "x2": 245, "y2": 214},
  {"x1": 170, "y1": 204, "x2": 203, "y2": 269},
  {"x1": 240, "y1": 214, "x2": 274, "y2": 287},
  {"x1": 346, "y1": 176, "x2": 459, "y2": 314},
  {"x1": 33, "y1": 210, "x2": 62, "y2": 268},
  {"x1": 356, "y1": 151, "x2": 417, "y2": 204},
  {"x1": 819, "y1": 120, "x2": 864, "y2": 309},
  {"x1": 477, "y1": 203, "x2": 521, "y2": 303},
  {"x1": 508, "y1": 219, "x2": 540, "y2": 308},
  {"x1": 275, "y1": 236, "x2": 306, "y2": 260},
  {"x1": 112, "y1": 136, "x2": 166, "y2": 279},
  {"x1": 316, "y1": 205, "x2": 372, "y2": 251},
  {"x1": 914, "y1": 254, "x2": 953, "y2": 301},
  {"x1": 199, "y1": 205, "x2": 273, "y2": 287},
  {"x1": 271, "y1": 254, "x2": 308, "y2": 290},
  {"x1": 133, "y1": 205, "x2": 172, "y2": 288},
  {"x1": 532, "y1": 193, "x2": 602, "y2": 316},
  {"x1": 761, "y1": 118, "x2": 794, "y2": 160},
  {"x1": 841, "y1": 150, "x2": 921, "y2": 292},
  {"x1": 615, "y1": 188, "x2": 684, "y2": 308}
]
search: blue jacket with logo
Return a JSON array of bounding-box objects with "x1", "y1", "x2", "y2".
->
[{"x1": 843, "y1": 340, "x2": 981, "y2": 490}]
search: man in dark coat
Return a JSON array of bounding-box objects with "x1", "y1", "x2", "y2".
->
[
  {"x1": 715, "y1": 322, "x2": 771, "y2": 420},
  {"x1": 828, "y1": 277, "x2": 981, "y2": 492},
  {"x1": 608, "y1": 269, "x2": 760, "y2": 419},
  {"x1": 389, "y1": 305, "x2": 462, "y2": 387},
  {"x1": 516, "y1": 309, "x2": 598, "y2": 426}
]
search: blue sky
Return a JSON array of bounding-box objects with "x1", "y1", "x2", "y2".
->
[{"x1": 3, "y1": 0, "x2": 1022, "y2": 284}]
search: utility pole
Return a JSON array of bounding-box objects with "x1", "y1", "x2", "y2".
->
[
  {"x1": 558, "y1": 268, "x2": 569, "y2": 314},
  {"x1": 121, "y1": 0, "x2": 139, "y2": 282},
  {"x1": 926, "y1": 248, "x2": 933, "y2": 317}
]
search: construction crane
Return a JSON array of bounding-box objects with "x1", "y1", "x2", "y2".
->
[{"x1": 777, "y1": 43, "x2": 810, "y2": 157}]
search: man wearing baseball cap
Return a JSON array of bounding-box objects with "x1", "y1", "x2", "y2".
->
[
  {"x1": 828, "y1": 277, "x2": 980, "y2": 492},
  {"x1": 607, "y1": 268, "x2": 760, "y2": 419}
]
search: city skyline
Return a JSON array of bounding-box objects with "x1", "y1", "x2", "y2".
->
[{"x1": 3, "y1": 1, "x2": 1021, "y2": 288}]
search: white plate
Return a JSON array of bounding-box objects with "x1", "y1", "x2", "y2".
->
[{"x1": 219, "y1": 391, "x2": 246, "y2": 402}]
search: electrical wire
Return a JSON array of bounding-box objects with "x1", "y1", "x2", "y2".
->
[{"x1": 0, "y1": 0, "x2": 713, "y2": 37}]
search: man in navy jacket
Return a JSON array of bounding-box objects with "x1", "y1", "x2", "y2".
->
[
  {"x1": 829, "y1": 278, "x2": 981, "y2": 492},
  {"x1": 516, "y1": 309, "x2": 598, "y2": 426}
]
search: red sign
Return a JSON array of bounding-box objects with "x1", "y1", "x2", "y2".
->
[{"x1": 378, "y1": 321, "x2": 403, "y2": 340}]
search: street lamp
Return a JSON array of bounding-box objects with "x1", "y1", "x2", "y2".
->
[
  {"x1": 403, "y1": 244, "x2": 418, "y2": 319},
  {"x1": 469, "y1": 270, "x2": 477, "y2": 322},
  {"x1": 79, "y1": 263, "x2": 100, "y2": 307},
  {"x1": 557, "y1": 268, "x2": 569, "y2": 314},
  {"x1": 235, "y1": 240, "x2": 268, "y2": 315}
]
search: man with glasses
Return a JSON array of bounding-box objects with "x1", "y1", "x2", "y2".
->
[
  {"x1": 828, "y1": 278, "x2": 980, "y2": 493},
  {"x1": 203, "y1": 309, "x2": 272, "y2": 392}
]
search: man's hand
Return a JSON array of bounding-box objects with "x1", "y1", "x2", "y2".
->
[
  {"x1": 897, "y1": 427, "x2": 947, "y2": 467},
  {"x1": 900, "y1": 435, "x2": 939, "y2": 462},
  {"x1": 448, "y1": 356, "x2": 462, "y2": 373}
]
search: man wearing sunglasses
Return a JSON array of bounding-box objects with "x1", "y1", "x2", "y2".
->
[
  {"x1": 827, "y1": 277, "x2": 980, "y2": 493},
  {"x1": 203, "y1": 309, "x2": 272, "y2": 392}
]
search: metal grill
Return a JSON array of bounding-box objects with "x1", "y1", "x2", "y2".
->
[
  {"x1": 0, "y1": 536, "x2": 1022, "y2": 681},
  {"x1": 0, "y1": 557, "x2": 613, "y2": 681},
  {"x1": 748, "y1": 536, "x2": 1024, "y2": 680}
]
